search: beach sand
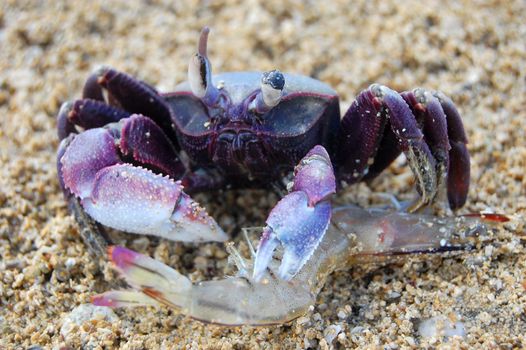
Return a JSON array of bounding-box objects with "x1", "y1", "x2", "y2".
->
[{"x1": 1, "y1": 0, "x2": 525, "y2": 348}]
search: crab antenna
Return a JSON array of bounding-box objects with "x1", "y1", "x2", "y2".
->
[
  {"x1": 250, "y1": 70, "x2": 285, "y2": 114},
  {"x1": 188, "y1": 27, "x2": 220, "y2": 106}
]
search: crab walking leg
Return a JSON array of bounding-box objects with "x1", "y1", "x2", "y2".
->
[
  {"x1": 253, "y1": 145, "x2": 337, "y2": 281},
  {"x1": 335, "y1": 88, "x2": 388, "y2": 183},
  {"x1": 57, "y1": 103, "x2": 79, "y2": 141},
  {"x1": 377, "y1": 85, "x2": 439, "y2": 211},
  {"x1": 360, "y1": 89, "x2": 452, "y2": 185},
  {"x1": 57, "y1": 99, "x2": 131, "y2": 140},
  {"x1": 337, "y1": 85, "x2": 449, "y2": 211},
  {"x1": 401, "y1": 89, "x2": 472, "y2": 210},
  {"x1": 434, "y1": 92, "x2": 470, "y2": 209},
  {"x1": 82, "y1": 66, "x2": 178, "y2": 141},
  {"x1": 93, "y1": 206, "x2": 496, "y2": 326},
  {"x1": 360, "y1": 123, "x2": 400, "y2": 182},
  {"x1": 59, "y1": 122, "x2": 226, "y2": 242}
]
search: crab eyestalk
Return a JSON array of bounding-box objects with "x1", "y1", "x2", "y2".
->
[
  {"x1": 188, "y1": 27, "x2": 221, "y2": 106},
  {"x1": 250, "y1": 70, "x2": 285, "y2": 114}
]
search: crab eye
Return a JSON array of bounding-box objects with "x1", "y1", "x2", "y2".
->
[
  {"x1": 188, "y1": 27, "x2": 220, "y2": 106},
  {"x1": 250, "y1": 70, "x2": 285, "y2": 114},
  {"x1": 261, "y1": 70, "x2": 285, "y2": 107}
]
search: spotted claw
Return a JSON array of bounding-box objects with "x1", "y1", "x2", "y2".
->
[
  {"x1": 253, "y1": 145, "x2": 336, "y2": 281},
  {"x1": 59, "y1": 125, "x2": 227, "y2": 243}
]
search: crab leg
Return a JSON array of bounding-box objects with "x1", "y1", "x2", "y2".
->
[
  {"x1": 435, "y1": 92, "x2": 470, "y2": 209},
  {"x1": 58, "y1": 115, "x2": 226, "y2": 243},
  {"x1": 360, "y1": 122, "x2": 400, "y2": 182},
  {"x1": 402, "y1": 90, "x2": 450, "y2": 190},
  {"x1": 359, "y1": 89, "x2": 450, "y2": 184},
  {"x1": 335, "y1": 88, "x2": 389, "y2": 182},
  {"x1": 58, "y1": 65, "x2": 174, "y2": 141},
  {"x1": 81, "y1": 66, "x2": 177, "y2": 141},
  {"x1": 402, "y1": 89, "x2": 470, "y2": 209},
  {"x1": 57, "y1": 99, "x2": 131, "y2": 140},
  {"x1": 336, "y1": 84, "x2": 469, "y2": 211}
]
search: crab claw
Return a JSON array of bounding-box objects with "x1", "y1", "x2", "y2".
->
[
  {"x1": 253, "y1": 145, "x2": 336, "y2": 281},
  {"x1": 60, "y1": 126, "x2": 227, "y2": 242},
  {"x1": 80, "y1": 164, "x2": 226, "y2": 242}
]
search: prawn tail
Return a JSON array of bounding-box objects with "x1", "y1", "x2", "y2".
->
[{"x1": 92, "y1": 246, "x2": 191, "y2": 310}]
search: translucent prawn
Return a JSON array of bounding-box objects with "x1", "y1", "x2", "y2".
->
[{"x1": 92, "y1": 205, "x2": 507, "y2": 326}]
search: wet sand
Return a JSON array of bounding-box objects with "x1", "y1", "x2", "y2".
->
[{"x1": 1, "y1": 1, "x2": 525, "y2": 348}]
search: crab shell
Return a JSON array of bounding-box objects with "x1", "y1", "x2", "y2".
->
[{"x1": 165, "y1": 72, "x2": 341, "y2": 186}]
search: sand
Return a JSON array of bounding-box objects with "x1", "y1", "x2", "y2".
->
[{"x1": 1, "y1": 0, "x2": 525, "y2": 348}]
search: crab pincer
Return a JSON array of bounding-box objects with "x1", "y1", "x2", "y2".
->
[
  {"x1": 58, "y1": 118, "x2": 227, "y2": 243},
  {"x1": 253, "y1": 145, "x2": 336, "y2": 281}
]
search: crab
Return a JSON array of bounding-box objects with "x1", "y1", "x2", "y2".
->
[{"x1": 56, "y1": 27, "x2": 470, "y2": 283}]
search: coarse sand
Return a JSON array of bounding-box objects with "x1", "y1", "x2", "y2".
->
[{"x1": 1, "y1": 1, "x2": 525, "y2": 349}]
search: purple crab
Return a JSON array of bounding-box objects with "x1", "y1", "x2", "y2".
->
[{"x1": 57, "y1": 27, "x2": 470, "y2": 281}]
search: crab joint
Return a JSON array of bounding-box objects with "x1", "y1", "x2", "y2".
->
[
  {"x1": 250, "y1": 70, "x2": 285, "y2": 114},
  {"x1": 188, "y1": 27, "x2": 220, "y2": 106}
]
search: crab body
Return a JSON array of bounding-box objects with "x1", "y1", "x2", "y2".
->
[
  {"x1": 57, "y1": 28, "x2": 470, "y2": 280},
  {"x1": 166, "y1": 72, "x2": 340, "y2": 188}
]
